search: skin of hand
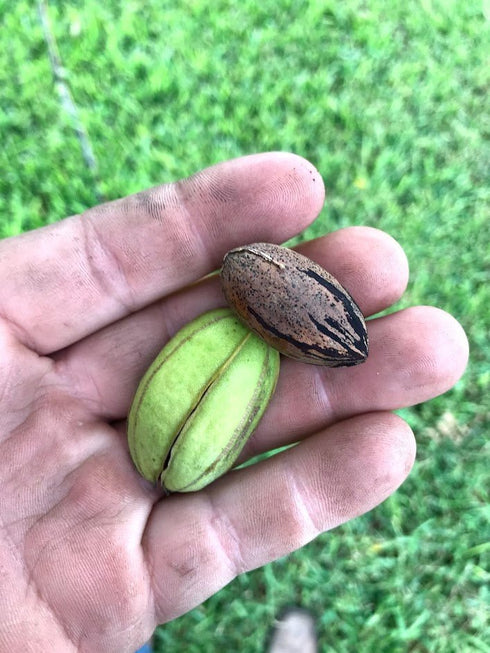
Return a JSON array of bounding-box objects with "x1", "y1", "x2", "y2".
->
[{"x1": 0, "y1": 153, "x2": 468, "y2": 652}]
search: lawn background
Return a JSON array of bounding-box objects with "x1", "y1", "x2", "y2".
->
[{"x1": 1, "y1": 1, "x2": 489, "y2": 651}]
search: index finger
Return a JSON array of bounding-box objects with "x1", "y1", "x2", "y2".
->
[{"x1": 0, "y1": 152, "x2": 324, "y2": 354}]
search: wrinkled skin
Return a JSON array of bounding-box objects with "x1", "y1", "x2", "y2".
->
[{"x1": 0, "y1": 153, "x2": 468, "y2": 652}]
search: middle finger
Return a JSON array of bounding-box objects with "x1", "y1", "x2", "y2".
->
[{"x1": 53, "y1": 226, "x2": 407, "y2": 414}]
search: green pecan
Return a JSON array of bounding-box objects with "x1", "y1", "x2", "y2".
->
[{"x1": 127, "y1": 308, "x2": 279, "y2": 493}]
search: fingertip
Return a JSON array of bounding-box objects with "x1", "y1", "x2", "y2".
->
[
  {"x1": 315, "y1": 412, "x2": 416, "y2": 516},
  {"x1": 432, "y1": 307, "x2": 470, "y2": 387},
  {"x1": 403, "y1": 306, "x2": 469, "y2": 396},
  {"x1": 278, "y1": 151, "x2": 326, "y2": 220},
  {"x1": 239, "y1": 151, "x2": 326, "y2": 236},
  {"x1": 177, "y1": 151, "x2": 326, "y2": 252},
  {"x1": 379, "y1": 411, "x2": 417, "y2": 483},
  {"x1": 298, "y1": 226, "x2": 409, "y2": 316},
  {"x1": 341, "y1": 227, "x2": 410, "y2": 307}
]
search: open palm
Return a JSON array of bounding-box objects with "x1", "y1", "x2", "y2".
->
[{"x1": 0, "y1": 153, "x2": 468, "y2": 652}]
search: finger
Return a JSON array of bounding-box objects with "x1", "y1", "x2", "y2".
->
[
  {"x1": 0, "y1": 152, "x2": 324, "y2": 354},
  {"x1": 244, "y1": 305, "x2": 469, "y2": 458},
  {"x1": 144, "y1": 412, "x2": 415, "y2": 623},
  {"x1": 109, "y1": 304, "x2": 466, "y2": 465},
  {"x1": 53, "y1": 227, "x2": 409, "y2": 416}
]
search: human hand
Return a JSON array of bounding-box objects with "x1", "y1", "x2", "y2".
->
[{"x1": 0, "y1": 153, "x2": 468, "y2": 652}]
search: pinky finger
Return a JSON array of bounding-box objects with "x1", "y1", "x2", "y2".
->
[{"x1": 144, "y1": 411, "x2": 415, "y2": 624}]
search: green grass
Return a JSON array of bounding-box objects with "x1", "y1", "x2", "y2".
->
[{"x1": 1, "y1": 0, "x2": 489, "y2": 651}]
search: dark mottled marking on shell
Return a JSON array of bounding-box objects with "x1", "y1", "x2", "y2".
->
[{"x1": 220, "y1": 242, "x2": 369, "y2": 367}]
